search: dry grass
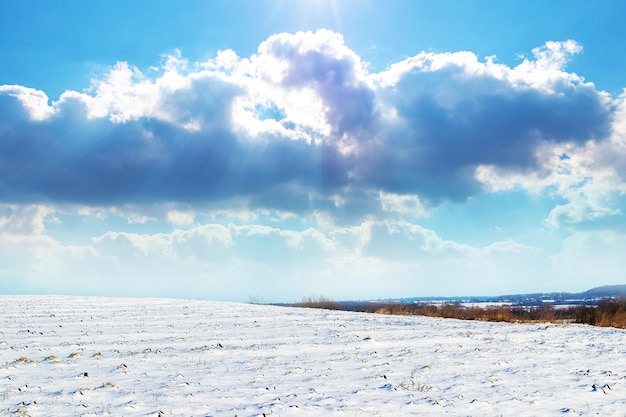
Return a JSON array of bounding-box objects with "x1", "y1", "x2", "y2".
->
[
  {"x1": 396, "y1": 369, "x2": 431, "y2": 392},
  {"x1": 285, "y1": 296, "x2": 626, "y2": 328},
  {"x1": 573, "y1": 298, "x2": 626, "y2": 328},
  {"x1": 294, "y1": 296, "x2": 341, "y2": 310},
  {"x1": 43, "y1": 355, "x2": 60, "y2": 364},
  {"x1": 338, "y1": 298, "x2": 626, "y2": 329},
  {"x1": 368, "y1": 303, "x2": 565, "y2": 323}
]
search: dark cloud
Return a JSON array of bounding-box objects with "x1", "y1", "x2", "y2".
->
[
  {"x1": 0, "y1": 87, "x2": 350, "y2": 209},
  {"x1": 0, "y1": 33, "x2": 616, "y2": 215},
  {"x1": 262, "y1": 31, "x2": 378, "y2": 139},
  {"x1": 357, "y1": 63, "x2": 612, "y2": 202},
  {"x1": 287, "y1": 59, "x2": 376, "y2": 138}
]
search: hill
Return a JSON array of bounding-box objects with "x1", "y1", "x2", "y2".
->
[
  {"x1": 582, "y1": 284, "x2": 626, "y2": 298},
  {"x1": 383, "y1": 284, "x2": 626, "y2": 307}
]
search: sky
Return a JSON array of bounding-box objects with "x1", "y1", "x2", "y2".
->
[{"x1": 1, "y1": 0, "x2": 626, "y2": 302}]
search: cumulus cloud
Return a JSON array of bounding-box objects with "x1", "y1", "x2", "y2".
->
[
  {"x1": 0, "y1": 202, "x2": 553, "y2": 299},
  {"x1": 364, "y1": 42, "x2": 612, "y2": 201},
  {"x1": 2, "y1": 198, "x2": 626, "y2": 299},
  {"x1": 0, "y1": 204, "x2": 97, "y2": 293},
  {"x1": 0, "y1": 30, "x2": 620, "y2": 226},
  {"x1": 476, "y1": 92, "x2": 626, "y2": 230}
]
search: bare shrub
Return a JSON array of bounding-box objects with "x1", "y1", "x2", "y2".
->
[
  {"x1": 579, "y1": 297, "x2": 626, "y2": 328},
  {"x1": 294, "y1": 296, "x2": 340, "y2": 310},
  {"x1": 378, "y1": 300, "x2": 624, "y2": 328},
  {"x1": 291, "y1": 297, "x2": 626, "y2": 328}
]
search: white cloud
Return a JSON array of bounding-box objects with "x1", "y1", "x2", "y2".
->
[
  {"x1": 551, "y1": 230, "x2": 626, "y2": 290},
  {"x1": 511, "y1": 40, "x2": 585, "y2": 91},
  {"x1": 0, "y1": 204, "x2": 54, "y2": 235},
  {"x1": 0, "y1": 205, "x2": 96, "y2": 285},
  {"x1": 0, "y1": 200, "x2": 624, "y2": 299},
  {"x1": 378, "y1": 190, "x2": 429, "y2": 217},
  {"x1": 0, "y1": 85, "x2": 53, "y2": 120},
  {"x1": 166, "y1": 209, "x2": 195, "y2": 225},
  {"x1": 476, "y1": 101, "x2": 626, "y2": 229},
  {"x1": 374, "y1": 40, "x2": 588, "y2": 94}
]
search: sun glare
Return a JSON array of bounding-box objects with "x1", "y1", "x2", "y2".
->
[{"x1": 269, "y1": 0, "x2": 345, "y2": 32}]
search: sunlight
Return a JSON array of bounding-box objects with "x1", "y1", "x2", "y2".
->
[
  {"x1": 268, "y1": 0, "x2": 345, "y2": 31},
  {"x1": 310, "y1": 0, "x2": 342, "y2": 29}
]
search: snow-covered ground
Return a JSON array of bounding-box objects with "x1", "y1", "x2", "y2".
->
[{"x1": 1, "y1": 296, "x2": 625, "y2": 416}]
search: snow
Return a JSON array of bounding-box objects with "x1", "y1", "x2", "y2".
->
[{"x1": 1, "y1": 296, "x2": 625, "y2": 416}]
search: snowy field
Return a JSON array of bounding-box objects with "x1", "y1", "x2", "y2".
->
[{"x1": 1, "y1": 296, "x2": 625, "y2": 416}]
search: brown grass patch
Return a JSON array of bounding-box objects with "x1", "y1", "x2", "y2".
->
[
  {"x1": 294, "y1": 296, "x2": 341, "y2": 310},
  {"x1": 327, "y1": 298, "x2": 626, "y2": 329}
]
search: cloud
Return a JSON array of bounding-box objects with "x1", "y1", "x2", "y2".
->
[
  {"x1": 2, "y1": 200, "x2": 625, "y2": 299},
  {"x1": 362, "y1": 42, "x2": 612, "y2": 201},
  {"x1": 0, "y1": 203, "x2": 531, "y2": 298},
  {"x1": 476, "y1": 92, "x2": 626, "y2": 230},
  {"x1": 0, "y1": 204, "x2": 97, "y2": 293},
  {"x1": 0, "y1": 30, "x2": 619, "y2": 224}
]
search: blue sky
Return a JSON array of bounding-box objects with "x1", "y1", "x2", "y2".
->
[{"x1": 1, "y1": 0, "x2": 626, "y2": 301}]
